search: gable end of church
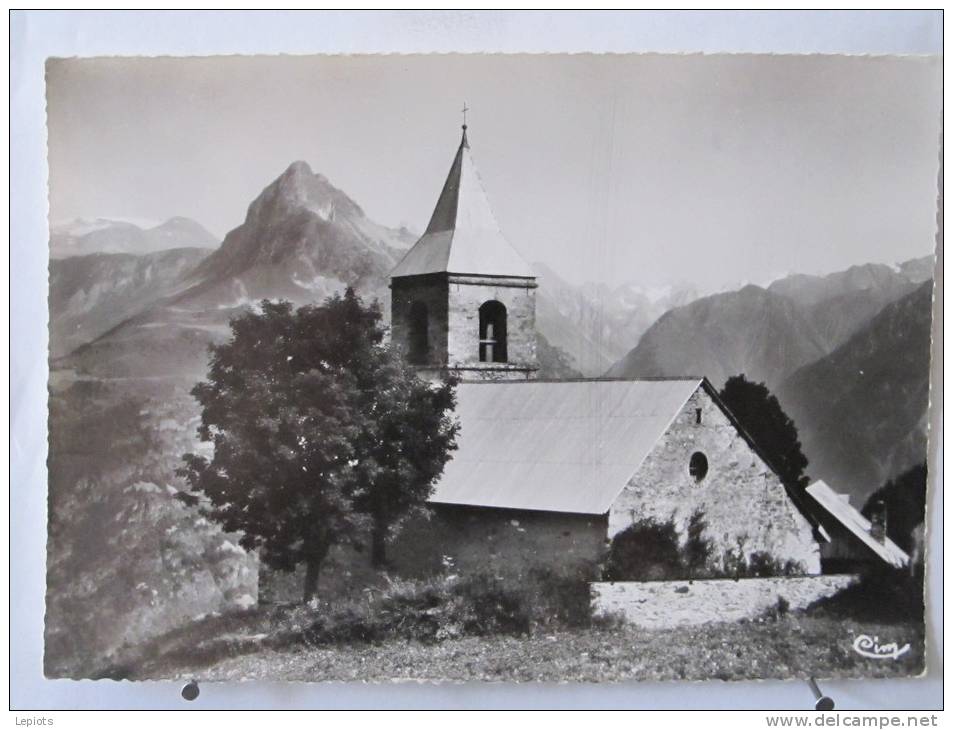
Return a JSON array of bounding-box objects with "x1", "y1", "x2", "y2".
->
[{"x1": 608, "y1": 381, "x2": 821, "y2": 574}]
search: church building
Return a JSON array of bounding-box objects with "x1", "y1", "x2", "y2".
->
[
  {"x1": 261, "y1": 123, "x2": 822, "y2": 603},
  {"x1": 384, "y1": 122, "x2": 821, "y2": 579}
]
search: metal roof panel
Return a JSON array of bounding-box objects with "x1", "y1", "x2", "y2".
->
[
  {"x1": 429, "y1": 379, "x2": 702, "y2": 514},
  {"x1": 806, "y1": 480, "x2": 910, "y2": 568}
]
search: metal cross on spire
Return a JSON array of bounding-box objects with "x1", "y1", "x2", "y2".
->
[{"x1": 461, "y1": 102, "x2": 469, "y2": 130}]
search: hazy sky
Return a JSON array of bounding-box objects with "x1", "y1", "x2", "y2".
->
[{"x1": 47, "y1": 53, "x2": 941, "y2": 288}]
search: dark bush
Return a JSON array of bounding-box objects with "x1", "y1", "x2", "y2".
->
[
  {"x1": 746, "y1": 551, "x2": 776, "y2": 578},
  {"x1": 862, "y1": 463, "x2": 927, "y2": 555},
  {"x1": 776, "y1": 595, "x2": 790, "y2": 617},
  {"x1": 301, "y1": 573, "x2": 532, "y2": 645},
  {"x1": 604, "y1": 514, "x2": 805, "y2": 581},
  {"x1": 455, "y1": 574, "x2": 532, "y2": 636},
  {"x1": 806, "y1": 566, "x2": 924, "y2": 624},
  {"x1": 591, "y1": 610, "x2": 626, "y2": 632},
  {"x1": 528, "y1": 567, "x2": 596, "y2": 628},
  {"x1": 753, "y1": 595, "x2": 791, "y2": 624},
  {"x1": 719, "y1": 545, "x2": 805, "y2": 579},
  {"x1": 603, "y1": 517, "x2": 683, "y2": 581},
  {"x1": 745, "y1": 551, "x2": 802, "y2": 578},
  {"x1": 303, "y1": 604, "x2": 384, "y2": 644}
]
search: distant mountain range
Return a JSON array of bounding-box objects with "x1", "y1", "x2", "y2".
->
[
  {"x1": 49, "y1": 247, "x2": 210, "y2": 358},
  {"x1": 608, "y1": 256, "x2": 934, "y2": 390},
  {"x1": 57, "y1": 162, "x2": 417, "y2": 378},
  {"x1": 767, "y1": 260, "x2": 931, "y2": 307},
  {"x1": 534, "y1": 262, "x2": 699, "y2": 377},
  {"x1": 768, "y1": 261, "x2": 931, "y2": 352},
  {"x1": 777, "y1": 280, "x2": 934, "y2": 502},
  {"x1": 606, "y1": 284, "x2": 828, "y2": 390},
  {"x1": 51, "y1": 217, "x2": 219, "y2": 258}
]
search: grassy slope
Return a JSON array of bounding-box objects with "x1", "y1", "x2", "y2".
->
[{"x1": 109, "y1": 606, "x2": 924, "y2": 683}]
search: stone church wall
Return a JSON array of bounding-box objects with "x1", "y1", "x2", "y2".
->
[
  {"x1": 390, "y1": 274, "x2": 539, "y2": 381},
  {"x1": 446, "y1": 275, "x2": 538, "y2": 380},
  {"x1": 390, "y1": 274, "x2": 449, "y2": 367},
  {"x1": 608, "y1": 385, "x2": 821, "y2": 575},
  {"x1": 259, "y1": 504, "x2": 607, "y2": 604},
  {"x1": 388, "y1": 504, "x2": 607, "y2": 580}
]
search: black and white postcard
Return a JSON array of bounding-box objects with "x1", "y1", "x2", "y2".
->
[{"x1": 44, "y1": 51, "x2": 940, "y2": 683}]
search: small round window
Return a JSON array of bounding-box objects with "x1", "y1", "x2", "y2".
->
[{"x1": 689, "y1": 452, "x2": 709, "y2": 482}]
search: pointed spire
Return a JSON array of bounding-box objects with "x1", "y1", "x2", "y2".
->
[
  {"x1": 391, "y1": 122, "x2": 534, "y2": 279},
  {"x1": 424, "y1": 133, "x2": 466, "y2": 234},
  {"x1": 461, "y1": 102, "x2": 470, "y2": 147}
]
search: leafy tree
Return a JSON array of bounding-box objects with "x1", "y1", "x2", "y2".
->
[
  {"x1": 719, "y1": 375, "x2": 809, "y2": 490},
  {"x1": 862, "y1": 463, "x2": 928, "y2": 554},
  {"x1": 349, "y1": 333, "x2": 460, "y2": 569},
  {"x1": 180, "y1": 290, "x2": 458, "y2": 602}
]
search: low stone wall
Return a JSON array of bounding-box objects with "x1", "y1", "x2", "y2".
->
[{"x1": 591, "y1": 575, "x2": 858, "y2": 629}]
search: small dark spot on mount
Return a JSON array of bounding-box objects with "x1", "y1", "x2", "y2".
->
[{"x1": 181, "y1": 680, "x2": 200, "y2": 701}]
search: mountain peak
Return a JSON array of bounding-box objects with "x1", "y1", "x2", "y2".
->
[
  {"x1": 281, "y1": 160, "x2": 314, "y2": 180},
  {"x1": 150, "y1": 217, "x2": 218, "y2": 245},
  {"x1": 188, "y1": 161, "x2": 411, "y2": 294},
  {"x1": 734, "y1": 283, "x2": 770, "y2": 299},
  {"x1": 246, "y1": 161, "x2": 364, "y2": 226}
]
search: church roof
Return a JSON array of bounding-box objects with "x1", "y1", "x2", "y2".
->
[
  {"x1": 805, "y1": 480, "x2": 910, "y2": 568},
  {"x1": 429, "y1": 378, "x2": 703, "y2": 515},
  {"x1": 391, "y1": 127, "x2": 535, "y2": 279}
]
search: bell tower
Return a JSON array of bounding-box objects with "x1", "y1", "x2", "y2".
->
[{"x1": 390, "y1": 120, "x2": 538, "y2": 381}]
